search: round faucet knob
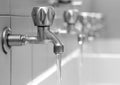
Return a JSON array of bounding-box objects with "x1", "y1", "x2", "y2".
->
[
  {"x1": 32, "y1": 6, "x2": 55, "y2": 27},
  {"x1": 63, "y1": 9, "x2": 79, "y2": 25}
]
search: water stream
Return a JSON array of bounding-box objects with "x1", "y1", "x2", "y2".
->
[
  {"x1": 56, "y1": 54, "x2": 62, "y2": 85},
  {"x1": 79, "y1": 42, "x2": 84, "y2": 67}
]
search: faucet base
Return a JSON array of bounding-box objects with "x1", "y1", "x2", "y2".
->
[{"x1": 1, "y1": 27, "x2": 12, "y2": 54}]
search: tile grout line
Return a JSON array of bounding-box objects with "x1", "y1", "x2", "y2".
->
[
  {"x1": 0, "y1": 14, "x2": 30, "y2": 17},
  {"x1": 9, "y1": 0, "x2": 12, "y2": 85}
]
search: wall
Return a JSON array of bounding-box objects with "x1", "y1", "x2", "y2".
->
[
  {"x1": 0, "y1": 0, "x2": 87, "y2": 85},
  {"x1": 80, "y1": 0, "x2": 120, "y2": 84},
  {"x1": 0, "y1": 0, "x2": 10, "y2": 85},
  {"x1": 90, "y1": 0, "x2": 120, "y2": 39}
]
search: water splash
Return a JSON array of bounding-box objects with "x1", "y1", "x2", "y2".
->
[{"x1": 56, "y1": 54, "x2": 62, "y2": 85}]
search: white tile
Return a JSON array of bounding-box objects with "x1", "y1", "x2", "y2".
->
[
  {"x1": 91, "y1": 0, "x2": 120, "y2": 38},
  {"x1": 11, "y1": 16, "x2": 34, "y2": 34},
  {"x1": 10, "y1": 0, "x2": 82, "y2": 17},
  {"x1": 33, "y1": 44, "x2": 56, "y2": 79},
  {"x1": 11, "y1": 0, "x2": 49, "y2": 16},
  {"x1": 0, "y1": 0, "x2": 10, "y2": 14},
  {"x1": 80, "y1": 0, "x2": 92, "y2": 12},
  {"x1": 12, "y1": 45, "x2": 32, "y2": 85},
  {"x1": 0, "y1": 16, "x2": 10, "y2": 85},
  {"x1": 11, "y1": 16, "x2": 33, "y2": 85},
  {"x1": 0, "y1": 16, "x2": 10, "y2": 31}
]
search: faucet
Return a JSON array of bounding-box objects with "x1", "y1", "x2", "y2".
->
[
  {"x1": 53, "y1": 9, "x2": 79, "y2": 34},
  {"x1": 87, "y1": 13, "x2": 104, "y2": 40},
  {"x1": 54, "y1": 9, "x2": 85, "y2": 45},
  {"x1": 77, "y1": 12, "x2": 89, "y2": 45},
  {"x1": 63, "y1": 9, "x2": 79, "y2": 34},
  {"x1": 78, "y1": 12, "x2": 104, "y2": 41},
  {"x1": 63, "y1": 9, "x2": 86, "y2": 45},
  {"x1": 1, "y1": 6, "x2": 64, "y2": 55}
]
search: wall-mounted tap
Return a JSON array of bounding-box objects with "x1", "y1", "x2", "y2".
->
[
  {"x1": 2, "y1": 6, "x2": 64, "y2": 55},
  {"x1": 54, "y1": 9, "x2": 85, "y2": 45},
  {"x1": 86, "y1": 13, "x2": 104, "y2": 40},
  {"x1": 78, "y1": 12, "x2": 104, "y2": 42},
  {"x1": 53, "y1": 9, "x2": 79, "y2": 34},
  {"x1": 63, "y1": 9, "x2": 79, "y2": 34},
  {"x1": 77, "y1": 12, "x2": 89, "y2": 45}
]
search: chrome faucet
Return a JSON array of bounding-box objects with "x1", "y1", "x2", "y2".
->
[
  {"x1": 87, "y1": 13, "x2": 104, "y2": 40},
  {"x1": 63, "y1": 9, "x2": 86, "y2": 45},
  {"x1": 63, "y1": 9, "x2": 79, "y2": 34},
  {"x1": 55, "y1": 9, "x2": 86, "y2": 45},
  {"x1": 53, "y1": 9, "x2": 79, "y2": 34},
  {"x1": 78, "y1": 12, "x2": 104, "y2": 41},
  {"x1": 77, "y1": 12, "x2": 89, "y2": 44},
  {"x1": 2, "y1": 6, "x2": 64, "y2": 55},
  {"x1": 63, "y1": 9, "x2": 87, "y2": 45}
]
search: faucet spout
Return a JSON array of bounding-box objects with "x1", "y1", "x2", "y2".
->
[{"x1": 45, "y1": 27, "x2": 64, "y2": 55}]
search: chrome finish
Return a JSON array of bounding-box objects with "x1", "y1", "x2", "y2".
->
[
  {"x1": 45, "y1": 28, "x2": 64, "y2": 54},
  {"x1": 77, "y1": 12, "x2": 91, "y2": 44},
  {"x1": 63, "y1": 9, "x2": 79, "y2": 33},
  {"x1": 64, "y1": 9, "x2": 79, "y2": 25},
  {"x1": 77, "y1": 34, "x2": 86, "y2": 45},
  {"x1": 1, "y1": 27, "x2": 11, "y2": 54},
  {"x1": 32, "y1": 6, "x2": 55, "y2": 27},
  {"x1": 2, "y1": 6, "x2": 64, "y2": 55},
  {"x1": 32, "y1": 6, "x2": 64, "y2": 54},
  {"x1": 8, "y1": 34, "x2": 26, "y2": 46}
]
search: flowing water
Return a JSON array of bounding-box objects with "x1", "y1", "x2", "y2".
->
[
  {"x1": 56, "y1": 54, "x2": 62, "y2": 85},
  {"x1": 79, "y1": 42, "x2": 84, "y2": 67}
]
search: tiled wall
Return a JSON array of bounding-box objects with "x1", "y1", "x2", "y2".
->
[
  {"x1": 0, "y1": 17, "x2": 10, "y2": 85},
  {"x1": 0, "y1": 0, "x2": 10, "y2": 85},
  {"x1": 0, "y1": 0, "x2": 92, "y2": 85},
  {"x1": 10, "y1": 0, "x2": 81, "y2": 85},
  {"x1": 90, "y1": 0, "x2": 120, "y2": 39},
  {"x1": 0, "y1": 0, "x2": 10, "y2": 14}
]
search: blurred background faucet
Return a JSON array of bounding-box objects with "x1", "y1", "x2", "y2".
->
[
  {"x1": 2, "y1": 6, "x2": 64, "y2": 55},
  {"x1": 53, "y1": 9, "x2": 79, "y2": 34},
  {"x1": 63, "y1": 9, "x2": 79, "y2": 34},
  {"x1": 63, "y1": 9, "x2": 87, "y2": 45},
  {"x1": 78, "y1": 12, "x2": 104, "y2": 42},
  {"x1": 86, "y1": 13, "x2": 104, "y2": 41},
  {"x1": 54, "y1": 9, "x2": 86, "y2": 45}
]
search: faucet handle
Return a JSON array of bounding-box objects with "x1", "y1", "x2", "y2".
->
[
  {"x1": 63, "y1": 9, "x2": 79, "y2": 25},
  {"x1": 31, "y1": 6, "x2": 55, "y2": 27}
]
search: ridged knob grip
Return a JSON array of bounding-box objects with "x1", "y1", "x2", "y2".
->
[
  {"x1": 32, "y1": 6, "x2": 55, "y2": 27},
  {"x1": 63, "y1": 9, "x2": 79, "y2": 25}
]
